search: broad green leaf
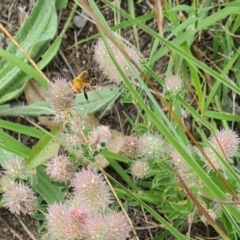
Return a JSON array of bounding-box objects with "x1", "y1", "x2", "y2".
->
[
  {"x1": 0, "y1": 130, "x2": 30, "y2": 158},
  {"x1": 0, "y1": 102, "x2": 53, "y2": 117},
  {"x1": 205, "y1": 111, "x2": 240, "y2": 121},
  {"x1": 0, "y1": 49, "x2": 47, "y2": 88},
  {"x1": 0, "y1": 0, "x2": 57, "y2": 103},
  {"x1": 0, "y1": 80, "x2": 28, "y2": 104},
  {"x1": 0, "y1": 119, "x2": 42, "y2": 139},
  {"x1": 31, "y1": 165, "x2": 65, "y2": 203},
  {"x1": 38, "y1": 36, "x2": 62, "y2": 69},
  {"x1": 55, "y1": 0, "x2": 68, "y2": 10},
  {"x1": 27, "y1": 128, "x2": 60, "y2": 169},
  {"x1": 75, "y1": 87, "x2": 121, "y2": 114}
]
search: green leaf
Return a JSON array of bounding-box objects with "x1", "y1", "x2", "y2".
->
[
  {"x1": 55, "y1": 0, "x2": 68, "y2": 10},
  {"x1": 0, "y1": 49, "x2": 47, "y2": 88},
  {"x1": 0, "y1": 0, "x2": 57, "y2": 103},
  {"x1": 31, "y1": 165, "x2": 65, "y2": 203},
  {"x1": 169, "y1": 202, "x2": 189, "y2": 214},
  {"x1": 0, "y1": 130, "x2": 30, "y2": 158},
  {"x1": 0, "y1": 119, "x2": 43, "y2": 138},
  {"x1": 0, "y1": 80, "x2": 28, "y2": 104},
  {"x1": 75, "y1": 87, "x2": 121, "y2": 114},
  {"x1": 27, "y1": 128, "x2": 60, "y2": 169},
  {"x1": 38, "y1": 36, "x2": 62, "y2": 69},
  {"x1": 0, "y1": 102, "x2": 53, "y2": 117}
]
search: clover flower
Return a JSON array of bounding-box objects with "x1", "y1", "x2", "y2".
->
[
  {"x1": 104, "y1": 212, "x2": 131, "y2": 240},
  {"x1": 210, "y1": 129, "x2": 239, "y2": 159},
  {"x1": 3, "y1": 182, "x2": 37, "y2": 215},
  {"x1": 165, "y1": 75, "x2": 183, "y2": 94},
  {"x1": 139, "y1": 133, "x2": 167, "y2": 160},
  {"x1": 131, "y1": 159, "x2": 150, "y2": 179},
  {"x1": 83, "y1": 214, "x2": 108, "y2": 240},
  {"x1": 119, "y1": 136, "x2": 144, "y2": 159},
  {"x1": 46, "y1": 155, "x2": 74, "y2": 182},
  {"x1": 201, "y1": 129, "x2": 240, "y2": 170},
  {"x1": 71, "y1": 169, "x2": 112, "y2": 212},
  {"x1": 45, "y1": 77, "x2": 75, "y2": 122},
  {"x1": 46, "y1": 204, "x2": 88, "y2": 240},
  {"x1": 93, "y1": 36, "x2": 141, "y2": 85},
  {"x1": 2, "y1": 156, "x2": 26, "y2": 180}
]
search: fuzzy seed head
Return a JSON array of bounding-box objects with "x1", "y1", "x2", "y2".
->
[
  {"x1": 60, "y1": 132, "x2": 83, "y2": 149},
  {"x1": 63, "y1": 207, "x2": 88, "y2": 240},
  {"x1": 46, "y1": 155, "x2": 74, "y2": 182},
  {"x1": 131, "y1": 159, "x2": 150, "y2": 179},
  {"x1": 45, "y1": 78, "x2": 75, "y2": 122},
  {"x1": 3, "y1": 182, "x2": 37, "y2": 215},
  {"x1": 88, "y1": 125, "x2": 111, "y2": 150},
  {"x1": 210, "y1": 129, "x2": 239, "y2": 158},
  {"x1": 67, "y1": 111, "x2": 87, "y2": 133},
  {"x1": 165, "y1": 75, "x2": 183, "y2": 94},
  {"x1": 105, "y1": 212, "x2": 131, "y2": 240},
  {"x1": 139, "y1": 133, "x2": 167, "y2": 160},
  {"x1": 2, "y1": 156, "x2": 26, "y2": 180},
  {"x1": 119, "y1": 136, "x2": 144, "y2": 159},
  {"x1": 46, "y1": 203, "x2": 67, "y2": 240},
  {"x1": 71, "y1": 169, "x2": 112, "y2": 212},
  {"x1": 93, "y1": 37, "x2": 141, "y2": 85},
  {"x1": 83, "y1": 214, "x2": 108, "y2": 240}
]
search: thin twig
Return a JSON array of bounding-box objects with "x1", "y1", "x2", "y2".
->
[
  {"x1": 59, "y1": 49, "x2": 76, "y2": 77},
  {"x1": 141, "y1": 205, "x2": 153, "y2": 239},
  {"x1": 15, "y1": 215, "x2": 38, "y2": 240}
]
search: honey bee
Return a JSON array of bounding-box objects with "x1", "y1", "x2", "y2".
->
[{"x1": 70, "y1": 68, "x2": 97, "y2": 101}]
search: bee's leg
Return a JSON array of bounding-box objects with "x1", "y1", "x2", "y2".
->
[{"x1": 83, "y1": 86, "x2": 89, "y2": 101}]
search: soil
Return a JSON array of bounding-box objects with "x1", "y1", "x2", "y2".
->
[{"x1": 0, "y1": 0, "x2": 226, "y2": 239}]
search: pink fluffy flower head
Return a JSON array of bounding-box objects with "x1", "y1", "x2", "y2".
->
[
  {"x1": 3, "y1": 182, "x2": 37, "y2": 215},
  {"x1": 93, "y1": 36, "x2": 141, "y2": 85},
  {"x1": 2, "y1": 156, "x2": 26, "y2": 180},
  {"x1": 46, "y1": 204, "x2": 88, "y2": 240},
  {"x1": 71, "y1": 168, "x2": 112, "y2": 212},
  {"x1": 88, "y1": 125, "x2": 111, "y2": 150},
  {"x1": 104, "y1": 212, "x2": 131, "y2": 240},
  {"x1": 119, "y1": 136, "x2": 144, "y2": 159},
  {"x1": 210, "y1": 129, "x2": 240, "y2": 159},
  {"x1": 46, "y1": 155, "x2": 74, "y2": 182},
  {"x1": 83, "y1": 214, "x2": 108, "y2": 240},
  {"x1": 46, "y1": 203, "x2": 67, "y2": 240},
  {"x1": 63, "y1": 207, "x2": 88, "y2": 239},
  {"x1": 83, "y1": 212, "x2": 131, "y2": 240},
  {"x1": 201, "y1": 129, "x2": 240, "y2": 171},
  {"x1": 45, "y1": 77, "x2": 75, "y2": 122},
  {"x1": 165, "y1": 75, "x2": 183, "y2": 94},
  {"x1": 131, "y1": 159, "x2": 150, "y2": 179},
  {"x1": 60, "y1": 132, "x2": 83, "y2": 149}
]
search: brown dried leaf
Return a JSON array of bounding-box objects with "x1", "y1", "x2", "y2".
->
[
  {"x1": 24, "y1": 80, "x2": 57, "y2": 129},
  {"x1": 107, "y1": 129, "x2": 124, "y2": 154},
  {"x1": 93, "y1": 129, "x2": 125, "y2": 169}
]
